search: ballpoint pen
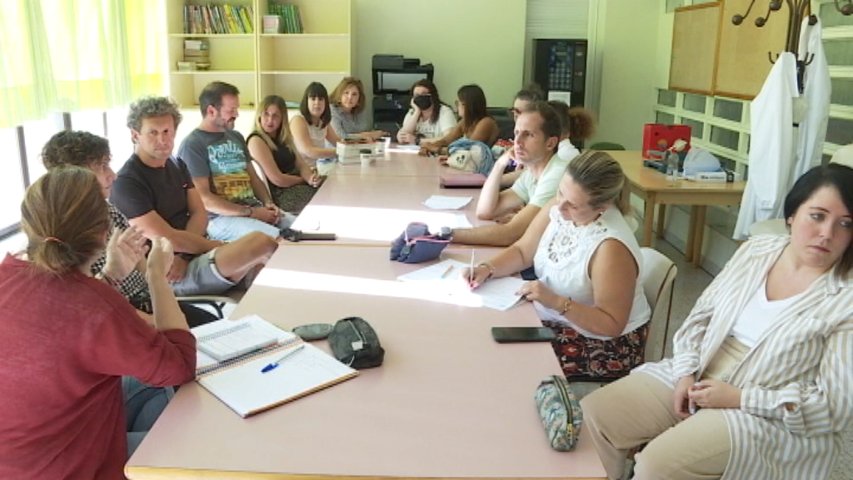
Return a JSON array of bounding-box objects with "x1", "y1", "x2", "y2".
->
[
  {"x1": 469, "y1": 250, "x2": 475, "y2": 284},
  {"x1": 260, "y1": 344, "x2": 305, "y2": 373}
]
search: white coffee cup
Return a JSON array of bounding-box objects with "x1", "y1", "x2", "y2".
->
[{"x1": 360, "y1": 153, "x2": 373, "y2": 167}]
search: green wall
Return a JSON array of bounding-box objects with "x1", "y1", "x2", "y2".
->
[
  {"x1": 591, "y1": 0, "x2": 670, "y2": 149},
  {"x1": 352, "y1": 0, "x2": 527, "y2": 118}
]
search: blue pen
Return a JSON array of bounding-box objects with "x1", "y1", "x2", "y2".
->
[{"x1": 260, "y1": 344, "x2": 305, "y2": 373}]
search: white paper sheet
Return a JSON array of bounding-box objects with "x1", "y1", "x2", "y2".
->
[
  {"x1": 423, "y1": 195, "x2": 473, "y2": 210},
  {"x1": 396, "y1": 259, "x2": 525, "y2": 311}
]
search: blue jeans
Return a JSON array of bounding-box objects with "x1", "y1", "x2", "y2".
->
[
  {"x1": 207, "y1": 213, "x2": 296, "y2": 242},
  {"x1": 123, "y1": 376, "x2": 174, "y2": 457}
]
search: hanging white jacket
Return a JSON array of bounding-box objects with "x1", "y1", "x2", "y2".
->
[
  {"x1": 793, "y1": 17, "x2": 831, "y2": 179},
  {"x1": 733, "y1": 52, "x2": 799, "y2": 240}
]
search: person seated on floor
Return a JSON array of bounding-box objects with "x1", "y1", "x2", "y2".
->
[
  {"x1": 329, "y1": 76, "x2": 387, "y2": 141},
  {"x1": 580, "y1": 163, "x2": 853, "y2": 480},
  {"x1": 176, "y1": 81, "x2": 295, "y2": 242},
  {"x1": 0, "y1": 167, "x2": 196, "y2": 479},
  {"x1": 465, "y1": 150, "x2": 651, "y2": 379},
  {"x1": 111, "y1": 95, "x2": 278, "y2": 298},
  {"x1": 448, "y1": 101, "x2": 568, "y2": 247},
  {"x1": 40, "y1": 130, "x2": 217, "y2": 328},
  {"x1": 419, "y1": 84, "x2": 500, "y2": 154},
  {"x1": 247, "y1": 95, "x2": 322, "y2": 214},
  {"x1": 396, "y1": 79, "x2": 457, "y2": 145},
  {"x1": 290, "y1": 82, "x2": 341, "y2": 164}
]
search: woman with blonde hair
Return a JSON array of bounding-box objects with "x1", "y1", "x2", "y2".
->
[
  {"x1": 247, "y1": 94, "x2": 321, "y2": 214},
  {"x1": 329, "y1": 76, "x2": 387, "y2": 140},
  {"x1": 466, "y1": 151, "x2": 651, "y2": 378},
  {"x1": 0, "y1": 167, "x2": 196, "y2": 478}
]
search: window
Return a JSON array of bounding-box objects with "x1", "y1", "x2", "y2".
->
[
  {"x1": 22, "y1": 115, "x2": 63, "y2": 187},
  {"x1": 820, "y1": 0, "x2": 853, "y2": 155},
  {"x1": 0, "y1": 127, "x2": 25, "y2": 233}
]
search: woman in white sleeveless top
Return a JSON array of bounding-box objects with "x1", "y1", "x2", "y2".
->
[{"x1": 468, "y1": 151, "x2": 651, "y2": 378}]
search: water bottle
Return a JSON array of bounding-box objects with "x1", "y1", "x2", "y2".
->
[{"x1": 665, "y1": 151, "x2": 679, "y2": 183}]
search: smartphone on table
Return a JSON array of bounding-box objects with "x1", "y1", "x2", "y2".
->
[{"x1": 491, "y1": 326, "x2": 556, "y2": 343}]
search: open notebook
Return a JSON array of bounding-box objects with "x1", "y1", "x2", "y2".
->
[{"x1": 191, "y1": 315, "x2": 358, "y2": 417}]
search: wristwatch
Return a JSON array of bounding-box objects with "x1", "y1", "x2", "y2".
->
[{"x1": 241, "y1": 206, "x2": 252, "y2": 217}]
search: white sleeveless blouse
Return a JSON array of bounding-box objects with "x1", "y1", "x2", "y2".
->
[{"x1": 533, "y1": 205, "x2": 651, "y2": 340}]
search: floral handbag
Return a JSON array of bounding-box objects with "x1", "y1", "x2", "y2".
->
[{"x1": 534, "y1": 375, "x2": 583, "y2": 451}]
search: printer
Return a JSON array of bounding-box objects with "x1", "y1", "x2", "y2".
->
[{"x1": 371, "y1": 54, "x2": 434, "y2": 135}]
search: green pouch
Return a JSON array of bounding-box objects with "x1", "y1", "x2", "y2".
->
[
  {"x1": 328, "y1": 317, "x2": 384, "y2": 369},
  {"x1": 534, "y1": 375, "x2": 583, "y2": 451}
]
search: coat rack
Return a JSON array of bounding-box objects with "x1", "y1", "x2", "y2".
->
[{"x1": 731, "y1": 0, "x2": 853, "y2": 92}]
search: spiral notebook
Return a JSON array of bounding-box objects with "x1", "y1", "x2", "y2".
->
[{"x1": 191, "y1": 315, "x2": 358, "y2": 417}]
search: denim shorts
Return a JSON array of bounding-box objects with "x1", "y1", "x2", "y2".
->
[{"x1": 206, "y1": 213, "x2": 295, "y2": 242}]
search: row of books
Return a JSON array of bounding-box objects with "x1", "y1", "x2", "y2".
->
[
  {"x1": 268, "y1": 3, "x2": 304, "y2": 34},
  {"x1": 183, "y1": 4, "x2": 254, "y2": 34}
]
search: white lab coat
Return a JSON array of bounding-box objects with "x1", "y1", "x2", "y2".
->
[
  {"x1": 733, "y1": 52, "x2": 799, "y2": 240},
  {"x1": 794, "y1": 17, "x2": 831, "y2": 179}
]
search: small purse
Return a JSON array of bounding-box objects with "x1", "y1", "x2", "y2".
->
[
  {"x1": 328, "y1": 317, "x2": 385, "y2": 369},
  {"x1": 389, "y1": 222, "x2": 450, "y2": 264},
  {"x1": 534, "y1": 375, "x2": 583, "y2": 451}
]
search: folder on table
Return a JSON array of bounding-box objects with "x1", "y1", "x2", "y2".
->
[{"x1": 192, "y1": 315, "x2": 358, "y2": 417}]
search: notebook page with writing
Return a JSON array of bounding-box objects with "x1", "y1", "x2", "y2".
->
[
  {"x1": 396, "y1": 259, "x2": 524, "y2": 311},
  {"x1": 193, "y1": 315, "x2": 299, "y2": 374},
  {"x1": 197, "y1": 343, "x2": 358, "y2": 417}
]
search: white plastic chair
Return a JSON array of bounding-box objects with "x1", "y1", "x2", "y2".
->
[{"x1": 641, "y1": 247, "x2": 678, "y2": 362}]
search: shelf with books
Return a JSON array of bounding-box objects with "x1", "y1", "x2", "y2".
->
[
  {"x1": 164, "y1": 0, "x2": 352, "y2": 107},
  {"x1": 256, "y1": 0, "x2": 351, "y2": 103}
]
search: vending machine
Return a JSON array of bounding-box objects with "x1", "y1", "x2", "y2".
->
[{"x1": 532, "y1": 39, "x2": 587, "y2": 108}]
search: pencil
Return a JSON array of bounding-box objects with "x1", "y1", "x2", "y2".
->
[{"x1": 440, "y1": 265, "x2": 453, "y2": 278}]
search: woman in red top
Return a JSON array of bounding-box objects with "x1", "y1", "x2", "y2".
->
[{"x1": 0, "y1": 167, "x2": 197, "y2": 479}]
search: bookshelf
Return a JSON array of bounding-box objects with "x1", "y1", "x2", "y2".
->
[{"x1": 165, "y1": 0, "x2": 352, "y2": 109}]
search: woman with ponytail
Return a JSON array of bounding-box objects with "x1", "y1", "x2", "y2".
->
[{"x1": 0, "y1": 167, "x2": 196, "y2": 479}]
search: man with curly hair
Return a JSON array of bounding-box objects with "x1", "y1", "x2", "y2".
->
[{"x1": 110, "y1": 96, "x2": 278, "y2": 298}]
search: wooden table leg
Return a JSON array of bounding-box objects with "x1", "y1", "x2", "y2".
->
[
  {"x1": 656, "y1": 204, "x2": 666, "y2": 239},
  {"x1": 685, "y1": 205, "x2": 697, "y2": 261},
  {"x1": 642, "y1": 196, "x2": 655, "y2": 247},
  {"x1": 691, "y1": 206, "x2": 707, "y2": 267}
]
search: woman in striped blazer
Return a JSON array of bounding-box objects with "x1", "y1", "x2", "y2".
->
[{"x1": 581, "y1": 163, "x2": 853, "y2": 480}]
